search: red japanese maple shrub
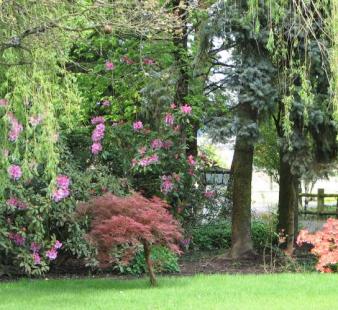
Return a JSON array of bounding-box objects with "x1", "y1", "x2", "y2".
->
[
  {"x1": 297, "y1": 218, "x2": 338, "y2": 273},
  {"x1": 77, "y1": 192, "x2": 182, "y2": 285}
]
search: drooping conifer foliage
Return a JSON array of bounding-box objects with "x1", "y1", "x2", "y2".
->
[{"x1": 76, "y1": 193, "x2": 183, "y2": 285}]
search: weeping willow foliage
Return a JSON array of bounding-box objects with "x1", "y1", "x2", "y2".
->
[
  {"x1": 333, "y1": 0, "x2": 338, "y2": 119},
  {"x1": 0, "y1": 0, "x2": 180, "y2": 193}
]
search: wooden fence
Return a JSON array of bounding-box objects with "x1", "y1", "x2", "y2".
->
[{"x1": 299, "y1": 188, "x2": 338, "y2": 217}]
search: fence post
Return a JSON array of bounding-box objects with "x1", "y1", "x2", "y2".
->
[{"x1": 317, "y1": 188, "x2": 324, "y2": 216}]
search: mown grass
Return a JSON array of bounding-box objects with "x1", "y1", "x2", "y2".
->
[{"x1": 1, "y1": 273, "x2": 338, "y2": 309}]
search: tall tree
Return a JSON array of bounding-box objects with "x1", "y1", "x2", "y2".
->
[{"x1": 197, "y1": 0, "x2": 277, "y2": 258}]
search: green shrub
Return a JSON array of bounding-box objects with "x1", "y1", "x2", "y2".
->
[
  {"x1": 192, "y1": 222, "x2": 231, "y2": 250},
  {"x1": 192, "y1": 220, "x2": 277, "y2": 251},
  {"x1": 113, "y1": 246, "x2": 180, "y2": 275}
]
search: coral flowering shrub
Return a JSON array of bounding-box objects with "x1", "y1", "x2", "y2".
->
[
  {"x1": 297, "y1": 218, "x2": 338, "y2": 273},
  {"x1": 77, "y1": 193, "x2": 183, "y2": 285}
]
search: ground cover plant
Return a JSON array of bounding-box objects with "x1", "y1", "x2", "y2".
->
[{"x1": 1, "y1": 274, "x2": 338, "y2": 310}]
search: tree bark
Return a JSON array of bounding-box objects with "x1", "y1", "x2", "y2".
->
[
  {"x1": 172, "y1": 0, "x2": 198, "y2": 157},
  {"x1": 277, "y1": 148, "x2": 299, "y2": 254},
  {"x1": 143, "y1": 241, "x2": 157, "y2": 286},
  {"x1": 229, "y1": 103, "x2": 257, "y2": 259}
]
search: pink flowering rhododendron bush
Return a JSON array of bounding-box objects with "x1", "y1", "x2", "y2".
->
[
  {"x1": 0, "y1": 98, "x2": 126, "y2": 276},
  {"x1": 89, "y1": 101, "x2": 217, "y2": 224},
  {"x1": 297, "y1": 218, "x2": 338, "y2": 273}
]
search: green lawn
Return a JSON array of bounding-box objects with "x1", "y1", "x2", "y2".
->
[{"x1": 1, "y1": 273, "x2": 337, "y2": 310}]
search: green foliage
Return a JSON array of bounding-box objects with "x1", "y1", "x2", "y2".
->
[
  {"x1": 0, "y1": 143, "x2": 127, "y2": 276},
  {"x1": 114, "y1": 246, "x2": 180, "y2": 275},
  {"x1": 192, "y1": 220, "x2": 277, "y2": 251},
  {"x1": 254, "y1": 119, "x2": 280, "y2": 182}
]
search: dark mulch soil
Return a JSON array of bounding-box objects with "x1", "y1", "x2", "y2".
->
[{"x1": 0, "y1": 247, "x2": 315, "y2": 282}]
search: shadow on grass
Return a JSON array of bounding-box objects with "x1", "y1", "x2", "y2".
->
[{"x1": 1, "y1": 275, "x2": 189, "y2": 293}]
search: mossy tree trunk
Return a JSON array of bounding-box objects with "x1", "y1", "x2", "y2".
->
[
  {"x1": 229, "y1": 103, "x2": 257, "y2": 259},
  {"x1": 277, "y1": 148, "x2": 299, "y2": 254}
]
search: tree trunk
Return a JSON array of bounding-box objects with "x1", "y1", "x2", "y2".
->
[
  {"x1": 172, "y1": 0, "x2": 199, "y2": 157},
  {"x1": 143, "y1": 241, "x2": 156, "y2": 286},
  {"x1": 277, "y1": 149, "x2": 298, "y2": 254},
  {"x1": 187, "y1": 125, "x2": 198, "y2": 157},
  {"x1": 229, "y1": 103, "x2": 257, "y2": 259}
]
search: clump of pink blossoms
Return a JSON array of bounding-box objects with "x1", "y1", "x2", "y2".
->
[
  {"x1": 180, "y1": 104, "x2": 192, "y2": 114},
  {"x1": 133, "y1": 121, "x2": 143, "y2": 131},
  {"x1": 105, "y1": 61, "x2": 115, "y2": 71},
  {"x1": 151, "y1": 139, "x2": 163, "y2": 150},
  {"x1": 297, "y1": 218, "x2": 338, "y2": 273},
  {"x1": 8, "y1": 114, "x2": 23, "y2": 141},
  {"x1": 9, "y1": 232, "x2": 25, "y2": 246},
  {"x1": 91, "y1": 116, "x2": 105, "y2": 125},
  {"x1": 143, "y1": 58, "x2": 155, "y2": 65},
  {"x1": 164, "y1": 113, "x2": 174, "y2": 126},
  {"x1": 8, "y1": 165, "x2": 22, "y2": 180},
  {"x1": 91, "y1": 120, "x2": 106, "y2": 155},
  {"x1": 0, "y1": 98, "x2": 8, "y2": 106},
  {"x1": 45, "y1": 240, "x2": 63, "y2": 261},
  {"x1": 6, "y1": 196, "x2": 27, "y2": 209},
  {"x1": 53, "y1": 174, "x2": 70, "y2": 202},
  {"x1": 187, "y1": 155, "x2": 196, "y2": 166},
  {"x1": 29, "y1": 115, "x2": 43, "y2": 127},
  {"x1": 33, "y1": 253, "x2": 41, "y2": 264},
  {"x1": 161, "y1": 175, "x2": 174, "y2": 194},
  {"x1": 204, "y1": 190, "x2": 216, "y2": 199},
  {"x1": 56, "y1": 175, "x2": 70, "y2": 189},
  {"x1": 139, "y1": 154, "x2": 159, "y2": 167}
]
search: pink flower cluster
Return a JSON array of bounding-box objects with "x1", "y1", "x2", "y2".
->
[
  {"x1": 150, "y1": 139, "x2": 173, "y2": 150},
  {"x1": 139, "y1": 154, "x2": 159, "y2": 167},
  {"x1": 92, "y1": 123, "x2": 105, "y2": 141},
  {"x1": 0, "y1": 98, "x2": 8, "y2": 106},
  {"x1": 187, "y1": 155, "x2": 196, "y2": 166},
  {"x1": 161, "y1": 175, "x2": 174, "y2": 194},
  {"x1": 133, "y1": 120, "x2": 143, "y2": 131},
  {"x1": 138, "y1": 146, "x2": 147, "y2": 155},
  {"x1": 151, "y1": 139, "x2": 163, "y2": 149},
  {"x1": 105, "y1": 61, "x2": 115, "y2": 71},
  {"x1": 180, "y1": 104, "x2": 192, "y2": 114},
  {"x1": 297, "y1": 218, "x2": 338, "y2": 273},
  {"x1": 53, "y1": 175, "x2": 70, "y2": 202},
  {"x1": 101, "y1": 100, "x2": 111, "y2": 107},
  {"x1": 29, "y1": 115, "x2": 43, "y2": 127},
  {"x1": 7, "y1": 197, "x2": 27, "y2": 209},
  {"x1": 160, "y1": 174, "x2": 180, "y2": 195},
  {"x1": 56, "y1": 175, "x2": 70, "y2": 189},
  {"x1": 91, "y1": 117, "x2": 105, "y2": 155},
  {"x1": 45, "y1": 240, "x2": 62, "y2": 261},
  {"x1": 31, "y1": 242, "x2": 41, "y2": 264},
  {"x1": 8, "y1": 165, "x2": 22, "y2": 181},
  {"x1": 143, "y1": 58, "x2": 155, "y2": 65},
  {"x1": 8, "y1": 114, "x2": 23, "y2": 141},
  {"x1": 91, "y1": 116, "x2": 105, "y2": 125},
  {"x1": 164, "y1": 113, "x2": 174, "y2": 125},
  {"x1": 170, "y1": 103, "x2": 177, "y2": 109},
  {"x1": 187, "y1": 155, "x2": 196, "y2": 176},
  {"x1": 9, "y1": 232, "x2": 25, "y2": 246},
  {"x1": 204, "y1": 190, "x2": 216, "y2": 199}
]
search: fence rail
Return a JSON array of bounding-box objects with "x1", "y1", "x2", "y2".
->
[{"x1": 299, "y1": 188, "x2": 338, "y2": 217}]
